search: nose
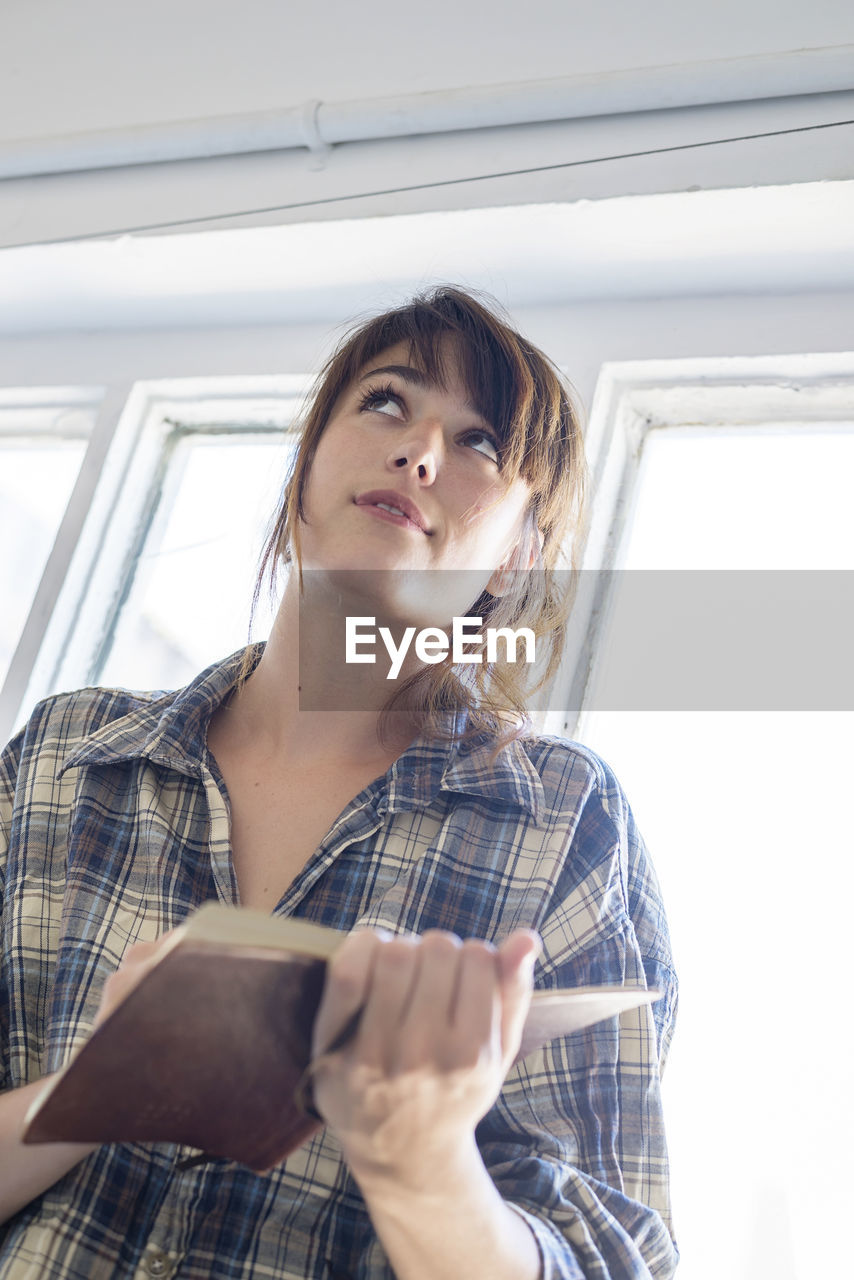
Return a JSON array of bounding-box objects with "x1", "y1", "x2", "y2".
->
[{"x1": 385, "y1": 420, "x2": 442, "y2": 484}]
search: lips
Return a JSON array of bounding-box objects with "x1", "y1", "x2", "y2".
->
[{"x1": 354, "y1": 490, "x2": 431, "y2": 534}]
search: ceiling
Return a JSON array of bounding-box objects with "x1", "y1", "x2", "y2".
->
[
  {"x1": 1, "y1": 1, "x2": 852, "y2": 329},
  {"x1": 1, "y1": 181, "x2": 852, "y2": 334},
  {"x1": 4, "y1": 1, "x2": 853, "y2": 143}
]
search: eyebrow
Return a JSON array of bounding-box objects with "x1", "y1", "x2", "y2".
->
[{"x1": 359, "y1": 364, "x2": 483, "y2": 419}]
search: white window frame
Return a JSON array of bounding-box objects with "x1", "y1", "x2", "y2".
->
[
  {"x1": 0, "y1": 377, "x2": 309, "y2": 742},
  {"x1": 0, "y1": 384, "x2": 110, "y2": 739},
  {"x1": 539, "y1": 351, "x2": 854, "y2": 737},
  {"x1": 3, "y1": 355, "x2": 853, "y2": 744}
]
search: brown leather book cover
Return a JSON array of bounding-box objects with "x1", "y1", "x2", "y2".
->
[{"x1": 23, "y1": 905, "x2": 657, "y2": 1171}]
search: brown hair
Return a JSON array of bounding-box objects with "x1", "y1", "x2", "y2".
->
[{"x1": 252, "y1": 286, "x2": 587, "y2": 742}]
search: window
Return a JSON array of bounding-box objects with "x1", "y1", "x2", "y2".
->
[
  {"x1": 0, "y1": 377, "x2": 307, "y2": 742},
  {"x1": 568, "y1": 355, "x2": 854, "y2": 1280},
  {"x1": 97, "y1": 429, "x2": 296, "y2": 691},
  {"x1": 1, "y1": 352, "x2": 851, "y2": 1279},
  {"x1": 0, "y1": 390, "x2": 97, "y2": 717}
]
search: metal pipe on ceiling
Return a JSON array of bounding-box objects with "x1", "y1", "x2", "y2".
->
[{"x1": 1, "y1": 44, "x2": 852, "y2": 181}]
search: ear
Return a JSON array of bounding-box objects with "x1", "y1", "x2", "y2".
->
[{"x1": 486, "y1": 520, "x2": 544, "y2": 597}]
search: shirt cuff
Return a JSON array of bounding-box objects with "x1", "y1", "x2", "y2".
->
[{"x1": 504, "y1": 1201, "x2": 585, "y2": 1280}]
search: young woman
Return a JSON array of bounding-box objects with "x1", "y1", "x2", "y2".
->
[{"x1": 0, "y1": 289, "x2": 678, "y2": 1279}]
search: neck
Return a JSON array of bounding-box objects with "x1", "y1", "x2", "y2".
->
[{"x1": 224, "y1": 574, "x2": 421, "y2": 765}]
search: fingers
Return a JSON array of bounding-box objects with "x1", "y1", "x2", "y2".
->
[
  {"x1": 450, "y1": 930, "x2": 542, "y2": 1067},
  {"x1": 356, "y1": 930, "x2": 494, "y2": 1071},
  {"x1": 497, "y1": 928, "x2": 542, "y2": 981},
  {"x1": 450, "y1": 938, "x2": 500, "y2": 1060},
  {"x1": 316, "y1": 927, "x2": 540, "y2": 1071},
  {"x1": 497, "y1": 930, "x2": 541, "y2": 1061},
  {"x1": 312, "y1": 928, "x2": 392, "y2": 1058},
  {"x1": 310, "y1": 926, "x2": 543, "y2": 1151},
  {"x1": 398, "y1": 931, "x2": 469, "y2": 1065},
  {"x1": 355, "y1": 936, "x2": 420, "y2": 1068},
  {"x1": 95, "y1": 932, "x2": 178, "y2": 1026},
  {"x1": 122, "y1": 938, "x2": 167, "y2": 967}
]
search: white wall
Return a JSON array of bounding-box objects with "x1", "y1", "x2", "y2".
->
[
  {"x1": 0, "y1": 2, "x2": 851, "y2": 399},
  {"x1": 2, "y1": 290, "x2": 853, "y2": 415},
  {"x1": 2, "y1": 2, "x2": 853, "y2": 249},
  {"x1": 4, "y1": 0, "x2": 854, "y2": 141}
]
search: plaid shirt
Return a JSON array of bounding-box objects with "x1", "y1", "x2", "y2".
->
[{"x1": 0, "y1": 649, "x2": 678, "y2": 1280}]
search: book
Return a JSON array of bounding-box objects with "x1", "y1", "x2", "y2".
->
[{"x1": 23, "y1": 903, "x2": 658, "y2": 1172}]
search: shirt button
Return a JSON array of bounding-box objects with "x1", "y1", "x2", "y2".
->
[{"x1": 143, "y1": 1250, "x2": 175, "y2": 1278}]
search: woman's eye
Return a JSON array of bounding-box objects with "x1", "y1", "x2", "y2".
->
[
  {"x1": 464, "y1": 431, "x2": 500, "y2": 464},
  {"x1": 359, "y1": 387, "x2": 405, "y2": 418}
]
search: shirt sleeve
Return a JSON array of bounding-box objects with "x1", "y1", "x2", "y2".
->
[
  {"x1": 0, "y1": 728, "x2": 24, "y2": 1092},
  {"x1": 476, "y1": 754, "x2": 679, "y2": 1280}
]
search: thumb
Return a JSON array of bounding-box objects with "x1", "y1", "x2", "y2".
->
[{"x1": 94, "y1": 932, "x2": 176, "y2": 1027}]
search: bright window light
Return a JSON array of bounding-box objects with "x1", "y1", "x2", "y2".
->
[
  {"x1": 621, "y1": 426, "x2": 854, "y2": 570},
  {"x1": 580, "y1": 424, "x2": 854, "y2": 1280},
  {"x1": 0, "y1": 427, "x2": 89, "y2": 685},
  {"x1": 98, "y1": 433, "x2": 296, "y2": 691}
]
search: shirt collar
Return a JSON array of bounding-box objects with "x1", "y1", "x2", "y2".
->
[
  {"x1": 59, "y1": 645, "x2": 543, "y2": 818},
  {"x1": 58, "y1": 647, "x2": 258, "y2": 779},
  {"x1": 387, "y1": 718, "x2": 543, "y2": 821},
  {"x1": 442, "y1": 735, "x2": 543, "y2": 819}
]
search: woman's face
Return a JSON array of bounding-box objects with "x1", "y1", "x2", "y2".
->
[{"x1": 298, "y1": 341, "x2": 533, "y2": 622}]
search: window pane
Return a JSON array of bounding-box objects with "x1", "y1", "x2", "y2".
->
[
  {"x1": 98, "y1": 433, "x2": 296, "y2": 691},
  {"x1": 623, "y1": 427, "x2": 854, "y2": 569},
  {"x1": 0, "y1": 439, "x2": 87, "y2": 683},
  {"x1": 581, "y1": 426, "x2": 854, "y2": 1279}
]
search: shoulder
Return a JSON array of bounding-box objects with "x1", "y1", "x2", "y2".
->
[
  {"x1": 4, "y1": 647, "x2": 254, "y2": 795},
  {"x1": 0, "y1": 684, "x2": 174, "y2": 873},
  {"x1": 517, "y1": 733, "x2": 677, "y2": 1027},
  {"x1": 516, "y1": 731, "x2": 671, "y2": 943},
  {"x1": 514, "y1": 731, "x2": 635, "y2": 834},
  {"x1": 13, "y1": 684, "x2": 174, "y2": 763},
  {"x1": 2, "y1": 686, "x2": 185, "y2": 812}
]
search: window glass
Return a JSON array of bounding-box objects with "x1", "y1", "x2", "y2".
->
[
  {"x1": 0, "y1": 437, "x2": 88, "y2": 684},
  {"x1": 97, "y1": 432, "x2": 296, "y2": 692},
  {"x1": 622, "y1": 426, "x2": 854, "y2": 569},
  {"x1": 581, "y1": 425, "x2": 854, "y2": 1280}
]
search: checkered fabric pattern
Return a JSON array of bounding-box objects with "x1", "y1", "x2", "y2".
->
[{"x1": 0, "y1": 648, "x2": 678, "y2": 1279}]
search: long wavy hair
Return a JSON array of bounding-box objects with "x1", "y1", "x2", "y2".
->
[{"x1": 248, "y1": 286, "x2": 587, "y2": 744}]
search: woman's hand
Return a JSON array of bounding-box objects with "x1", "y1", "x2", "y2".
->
[
  {"x1": 93, "y1": 934, "x2": 177, "y2": 1029},
  {"x1": 310, "y1": 927, "x2": 540, "y2": 1192}
]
